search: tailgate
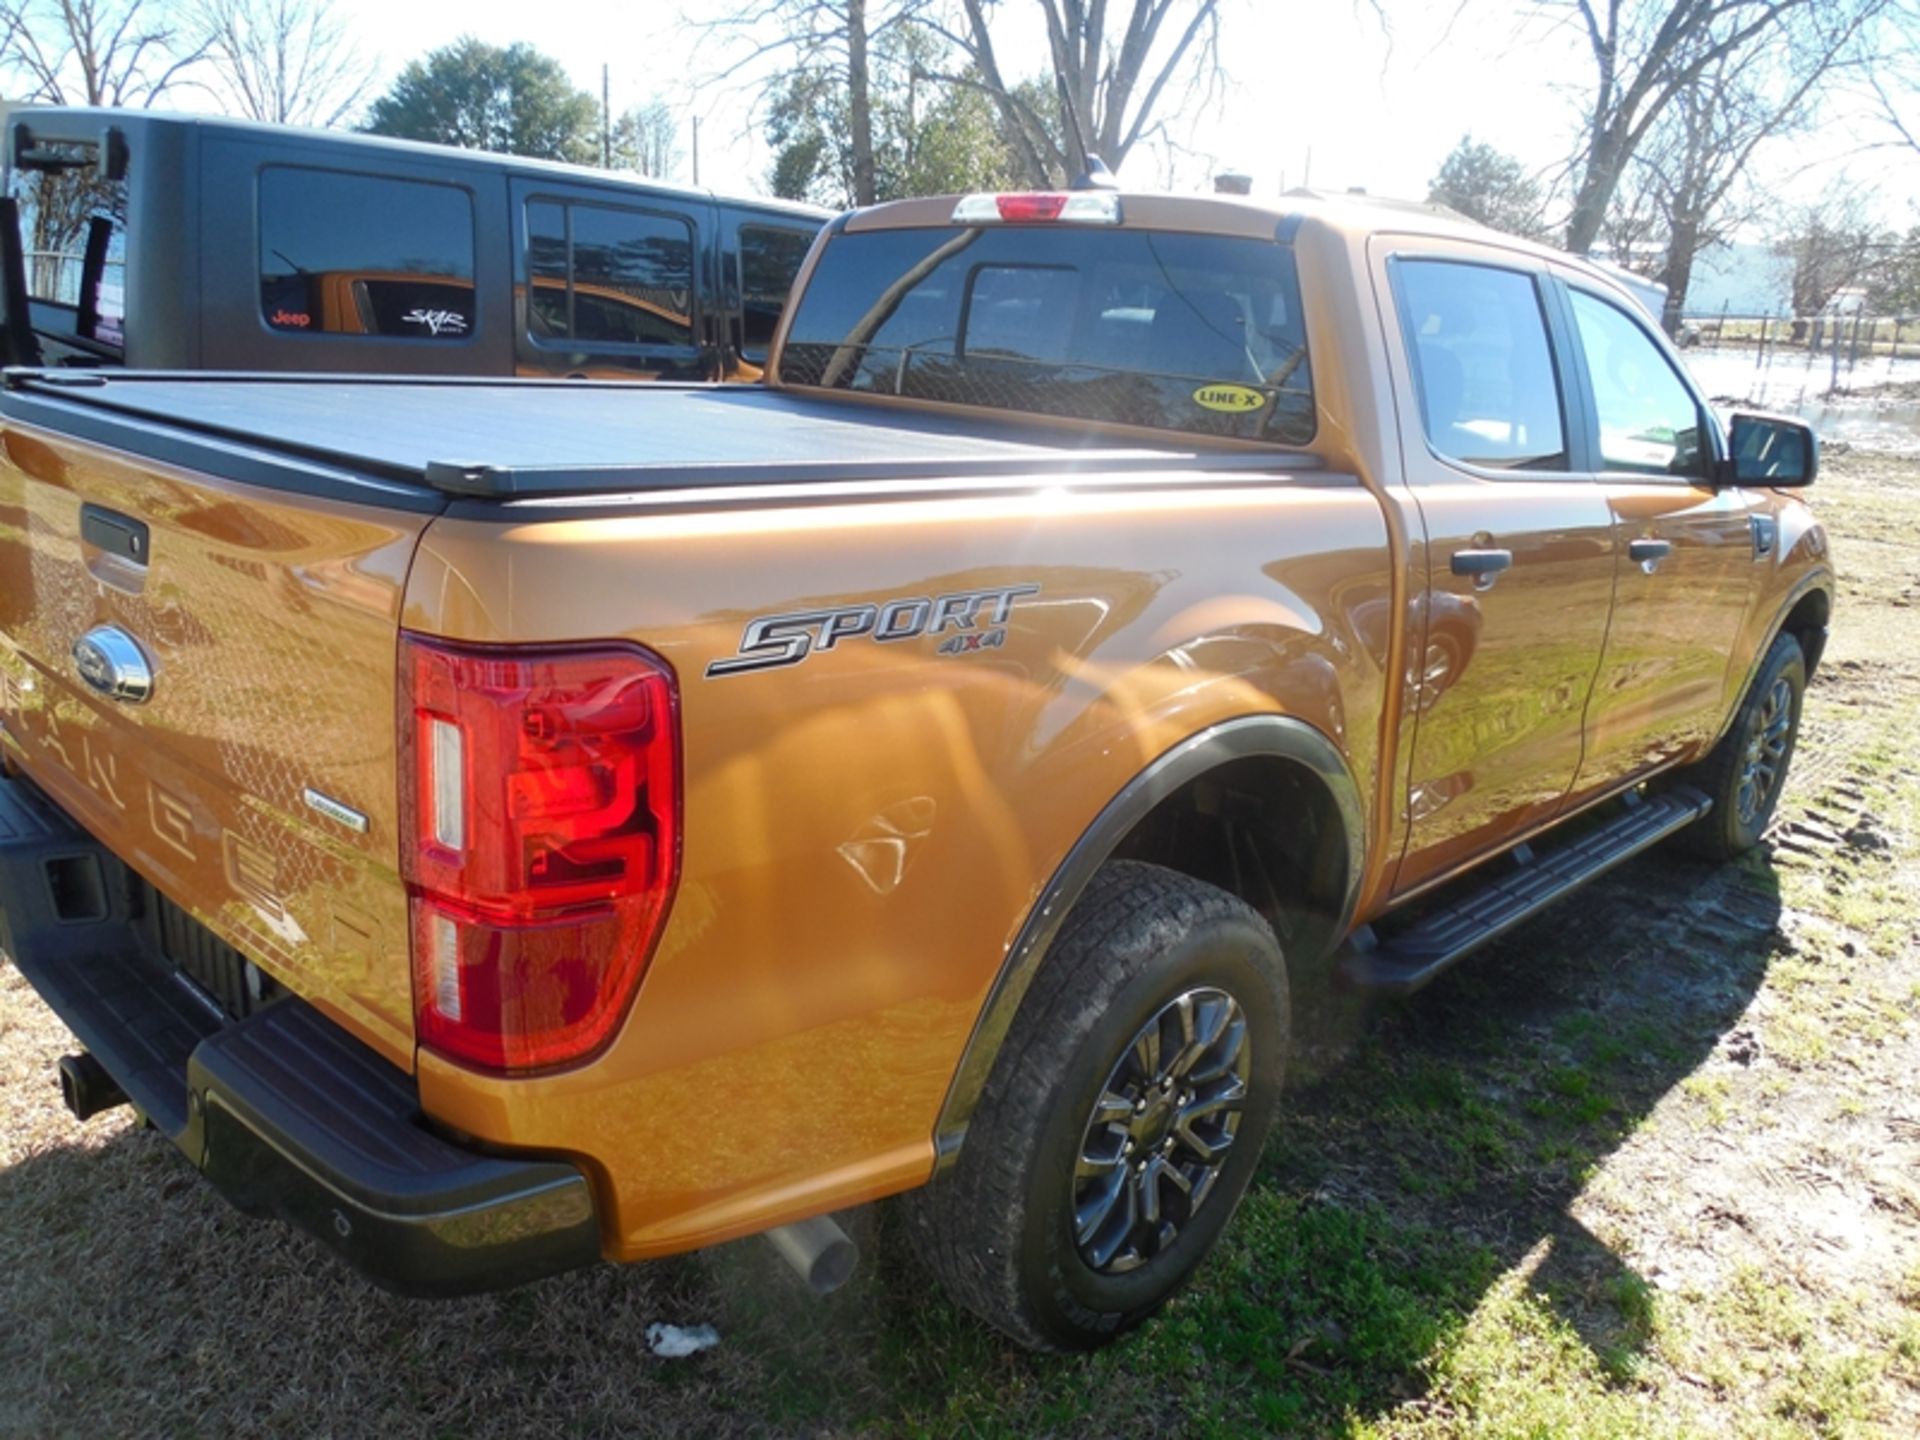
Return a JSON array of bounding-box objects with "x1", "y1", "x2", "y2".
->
[{"x1": 0, "y1": 419, "x2": 430, "y2": 1066}]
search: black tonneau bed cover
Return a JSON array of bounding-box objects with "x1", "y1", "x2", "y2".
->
[{"x1": 0, "y1": 372, "x2": 1314, "y2": 505}]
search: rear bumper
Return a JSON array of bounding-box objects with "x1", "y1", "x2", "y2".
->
[{"x1": 0, "y1": 774, "x2": 601, "y2": 1297}]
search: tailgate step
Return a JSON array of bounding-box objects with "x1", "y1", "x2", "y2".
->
[{"x1": 1341, "y1": 787, "x2": 1712, "y2": 995}]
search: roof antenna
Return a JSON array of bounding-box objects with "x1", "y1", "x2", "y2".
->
[{"x1": 1073, "y1": 155, "x2": 1120, "y2": 191}]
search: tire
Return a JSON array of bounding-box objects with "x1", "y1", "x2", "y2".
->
[
  {"x1": 902, "y1": 860, "x2": 1289, "y2": 1351},
  {"x1": 1669, "y1": 631, "x2": 1806, "y2": 860}
]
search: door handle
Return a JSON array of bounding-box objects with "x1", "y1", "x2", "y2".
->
[
  {"x1": 1628, "y1": 537, "x2": 1672, "y2": 570},
  {"x1": 1450, "y1": 548, "x2": 1513, "y2": 587},
  {"x1": 81, "y1": 503, "x2": 149, "y2": 563}
]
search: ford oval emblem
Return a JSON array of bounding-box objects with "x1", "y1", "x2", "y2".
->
[{"x1": 71, "y1": 625, "x2": 154, "y2": 704}]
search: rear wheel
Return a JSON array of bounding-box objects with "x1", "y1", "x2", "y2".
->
[
  {"x1": 1670, "y1": 631, "x2": 1806, "y2": 860},
  {"x1": 903, "y1": 860, "x2": 1288, "y2": 1351}
]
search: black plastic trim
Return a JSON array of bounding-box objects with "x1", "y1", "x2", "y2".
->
[
  {"x1": 2, "y1": 368, "x2": 1326, "y2": 505},
  {"x1": 1711, "y1": 567, "x2": 1834, "y2": 746},
  {"x1": 0, "y1": 382, "x2": 448, "y2": 514},
  {"x1": 0, "y1": 776, "x2": 600, "y2": 1297},
  {"x1": 189, "y1": 1003, "x2": 599, "y2": 1298},
  {"x1": 1338, "y1": 786, "x2": 1711, "y2": 995},
  {"x1": 425, "y1": 447, "x2": 1321, "y2": 499},
  {"x1": 931, "y1": 714, "x2": 1365, "y2": 1166},
  {"x1": 0, "y1": 197, "x2": 43, "y2": 367}
]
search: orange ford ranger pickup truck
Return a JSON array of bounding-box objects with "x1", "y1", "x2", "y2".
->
[{"x1": 0, "y1": 189, "x2": 1830, "y2": 1351}]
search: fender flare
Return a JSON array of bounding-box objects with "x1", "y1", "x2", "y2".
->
[
  {"x1": 931, "y1": 714, "x2": 1366, "y2": 1166},
  {"x1": 1711, "y1": 566, "x2": 1833, "y2": 749}
]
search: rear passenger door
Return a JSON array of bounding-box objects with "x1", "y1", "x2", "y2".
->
[
  {"x1": 1378, "y1": 243, "x2": 1618, "y2": 898},
  {"x1": 1554, "y1": 278, "x2": 1756, "y2": 802},
  {"x1": 510, "y1": 179, "x2": 710, "y2": 381}
]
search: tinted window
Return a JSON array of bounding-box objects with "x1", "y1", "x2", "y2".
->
[
  {"x1": 8, "y1": 142, "x2": 128, "y2": 348},
  {"x1": 1397, "y1": 259, "x2": 1565, "y2": 470},
  {"x1": 780, "y1": 226, "x2": 1314, "y2": 443},
  {"x1": 738, "y1": 224, "x2": 814, "y2": 360},
  {"x1": 526, "y1": 200, "x2": 694, "y2": 347},
  {"x1": 1569, "y1": 289, "x2": 1705, "y2": 478},
  {"x1": 258, "y1": 167, "x2": 474, "y2": 339},
  {"x1": 964, "y1": 265, "x2": 1076, "y2": 362}
]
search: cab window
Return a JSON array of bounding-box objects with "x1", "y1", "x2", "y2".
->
[
  {"x1": 780, "y1": 226, "x2": 1315, "y2": 444},
  {"x1": 258, "y1": 167, "x2": 475, "y2": 339},
  {"x1": 1396, "y1": 259, "x2": 1567, "y2": 471},
  {"x1": 1568, "y1": 289, "x2": 1706, "y2": 478},
  {"x1": 738, "y1": 224, "x2": 813, "y2": 361},
  {"x1": 525, "y1": 200, "x2": 694, "y2": 347}
]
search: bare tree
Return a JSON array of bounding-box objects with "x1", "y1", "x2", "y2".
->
[
  {"x1": 1623, "y1": 6, "x2": 1882, "y2": 331},
  {"x1": 1869, "y1": 69, "x2": 1920, "y2": 158},
  {"x1": 612, "y1": 98, "x2": 680, "y2": 179},
  {"x1": 693, "y1": 0, "x2": 925, "y2": 205},
  {"x1": 1541, "y1": 0, "x2": 1894, "y2": 256},
  {"x1": 928, "y1": 0, "x2": 1224, "y2": 182},
  {"x1": 193, "y1": 0, "x2": 373, "y2": 128},
  {"x1": 1596, "y1": 159, "x2": 1665, "y2": 267},
  {"x1": 1773, "y1": 184, "x2": 1882, "y2": 317},
  {"x1": 0, "y1": 0, "x2": 208, "y2": 106}
]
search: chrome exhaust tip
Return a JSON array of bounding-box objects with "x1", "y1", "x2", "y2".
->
[{"x1": 764, "y1": 1214, "x2": 858, "y2": 1295}]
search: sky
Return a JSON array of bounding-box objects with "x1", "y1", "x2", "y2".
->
[{"x1": 323, "y1": 1, "x2": 1918, "y2": 230}]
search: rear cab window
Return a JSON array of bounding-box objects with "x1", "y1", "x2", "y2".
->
[
  {"x1": 258, "y1": 167, "x2": 476, "y2": 340},
  {"x1": 778, "y1": 224, "x2": 1314, "y2": 443},
  {"x1": 8, "y1": 135, "x2": 129, "y2": 355}
]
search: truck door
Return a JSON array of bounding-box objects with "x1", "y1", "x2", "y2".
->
[
  {"x1": 510, "y1": 179, "x2": 712, "y2": 380},
  {"x1": 1553, "y1": 278, "x2": 1756, "y2": 802},
  {"x1": 1378, "y1": 246, "x2": 1617, "y2": 898}
]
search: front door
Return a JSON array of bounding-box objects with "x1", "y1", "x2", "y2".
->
[
  {"x1": 1556, "y1": 281, "x2": 1756, "y2": 801},
  {"x1": 1380, "y1": 248, "x2": 1617, "y2": 898}
]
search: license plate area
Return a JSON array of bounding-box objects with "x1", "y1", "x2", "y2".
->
[{"x1": 131, "y1": 875, "x2": 282, "y2": 1021}]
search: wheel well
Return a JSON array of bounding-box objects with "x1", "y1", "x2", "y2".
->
[
  {"x1": 1780, "y1": 588, "x2": 1830, "y2": 678},
  {"x1": 1107, "y1": 755, "x2": 1350, "y2": 969}
]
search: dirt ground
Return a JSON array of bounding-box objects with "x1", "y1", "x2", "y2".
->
[{"x1": 3, "y1": 447, "x2": 1918, "y2": 1438}]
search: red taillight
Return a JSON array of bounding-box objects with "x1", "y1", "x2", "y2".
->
[{"x1": 399, "y1": 635, "x2": 679, "y2": 1072}]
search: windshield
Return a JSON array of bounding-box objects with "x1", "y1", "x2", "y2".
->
[{"x1": 779, "y1": 224, "x2": 1314, "y2": 444}]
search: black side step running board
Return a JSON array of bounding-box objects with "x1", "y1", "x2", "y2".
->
[{"x1": 1339, "y1": 787, "x2": 1713, "y2": 996}]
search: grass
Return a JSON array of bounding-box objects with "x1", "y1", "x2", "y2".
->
[{"x1": 5, "y1": 449, "x2": 1920, "y2": 1436}]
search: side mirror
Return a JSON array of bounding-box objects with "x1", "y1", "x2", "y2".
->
[{"x1": 1722, "y1": 411, "x2": 1817, "y2": 488}]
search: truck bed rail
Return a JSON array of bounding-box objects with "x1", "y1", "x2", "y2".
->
[{"x1": 1, "y1": 369, "x2": 1321, "y2": 503}]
